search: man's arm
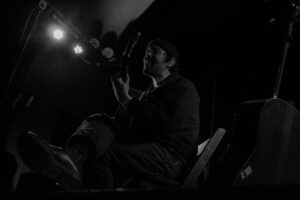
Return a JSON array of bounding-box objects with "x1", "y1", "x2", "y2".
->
[
  {"x1": 115, "y1": 87, "x2": 143, "y2": 116},
  {"x1": 127, "y1": 82, "x2": 200, "y2": 125}
]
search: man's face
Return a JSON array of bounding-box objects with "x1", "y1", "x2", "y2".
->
[{"x1": 143, "y1": 44, "x2": 171, "y2": 77}]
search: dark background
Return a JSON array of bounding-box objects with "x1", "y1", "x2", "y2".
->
[{"x1": 1, "y1": 0, "x2": 300, "y2": 188}]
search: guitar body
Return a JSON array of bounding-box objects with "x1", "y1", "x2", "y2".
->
[
  {"x1": 231, "y1": 1, "x2": 300, "y2": 187},
  {"x1": 233, "y1": 98, "x2": 300, "y2": 186}
]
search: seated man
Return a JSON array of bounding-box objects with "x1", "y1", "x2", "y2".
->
[{"x1": 17, "y1": 39, "x2": 200, "y2": 190}]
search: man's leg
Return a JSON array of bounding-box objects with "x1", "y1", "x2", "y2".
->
[
  {"x1": 16, "y1": 113, "x2": 116, "y2": 190},
  {"x1": 66, "y1": 113, "x2": 115, "y2": 163},
  {"x1": 86, "y1": 143, "x2": 186, "y2": 189},
  {"x1": 65, "y1": 113, "x2": 115, "y2": 172}
]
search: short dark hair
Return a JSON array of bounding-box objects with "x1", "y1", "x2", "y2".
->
[{"x1": 147, "y1": 39, "x2": 179, "y2": 72}]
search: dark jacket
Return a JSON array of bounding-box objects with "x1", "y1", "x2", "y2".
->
[{"x1": 123, "y1": 72, "x2": 200, "y2": 161}]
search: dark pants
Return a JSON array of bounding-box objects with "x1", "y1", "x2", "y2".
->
[
  {"x1": 0, "y1": 150, "x2": 17, "y2": 192},
  {"x1": 66, "y1": 113, "x2": 185, "y2": 189}
]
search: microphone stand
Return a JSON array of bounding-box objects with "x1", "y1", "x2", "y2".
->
[{"x1": 272, "y1": 1, "x2": 300, "y2": 98}]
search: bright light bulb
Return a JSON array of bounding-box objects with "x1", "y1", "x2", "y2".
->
[
  {"x1": 74, "y1": 45, "x2": 83, "y2": 54},
  {"x1": 53, "y1": 29, "x2": 64, "y2": 40}
]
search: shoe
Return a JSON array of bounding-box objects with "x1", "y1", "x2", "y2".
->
[{"x1": 16, "y1": 131, "x2": 82, "y2": 191}]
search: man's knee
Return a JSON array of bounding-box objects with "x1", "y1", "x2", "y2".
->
[
  {"x1": 86, "y1": 113, "x2": 114, "y2": 124},
  {"x1": 79, "y1": 113, "x2": 116, "y2": 134},
  {"x1": 66, "y1": 113, "x2": 116, "y2": 160}
]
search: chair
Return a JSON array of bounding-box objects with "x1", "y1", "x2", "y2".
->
[{"x1": 121, "y1": 128, "x2": 226, "y2": 189}]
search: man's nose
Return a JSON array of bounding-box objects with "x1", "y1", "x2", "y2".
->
[{"x1": 145, "y1": 51, "x2": 152, "y2": 58}]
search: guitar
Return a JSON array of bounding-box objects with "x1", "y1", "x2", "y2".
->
[
  {"x1": 232, "y1": 1, "x2": 300, "y2": 186},
  {"x1": 113, "y1": 32, "x2": 141, "y2": 80},
  {"x1": 233, "y1": 98, "x2": 300, "y2": 186}
]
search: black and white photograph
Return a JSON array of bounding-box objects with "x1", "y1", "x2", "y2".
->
[{"x1": 0, "y1": 0, "x2": 300, "y2": 198}]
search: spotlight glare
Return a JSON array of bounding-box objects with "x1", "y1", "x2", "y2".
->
[
  {"x1": 74, "y1": 45, "x2": 83, "y2": 54},
  {"x1": 53, "y1": 29, "x2": 64, "y2": 40}
]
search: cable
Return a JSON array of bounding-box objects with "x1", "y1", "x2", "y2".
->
[
  {"x1": 2, "y1": 8, "x2": 43, "y2": 103},
  {"x1": 15, "y1": 7, "x2": 37, "y2": 60}
]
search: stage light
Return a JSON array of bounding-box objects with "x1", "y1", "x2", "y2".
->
[
  {"x1": 102, "y1": 47, "x2": 114, "y2": 59},
  {"x1": 89, "y1": 38, "x2": 100, "y2": 49},
  {"x1": 53, "y1": 29, "x2": 64, "y2": 40},
  {"x1": 74, "y1": 44, "x2": 83, "y2": 54}
]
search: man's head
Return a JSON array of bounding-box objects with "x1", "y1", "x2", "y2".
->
[{"x1": 143, "y1": 39, "x2": 178, "y2": 79}]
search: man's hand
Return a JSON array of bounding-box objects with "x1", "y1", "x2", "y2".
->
[{"x1": 111, "y1": 73, "x2": 132, "y2": 107}]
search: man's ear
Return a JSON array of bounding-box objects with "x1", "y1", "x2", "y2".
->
[{"x1": 167, "y1": 57, "x2": 176, "y2": 68}]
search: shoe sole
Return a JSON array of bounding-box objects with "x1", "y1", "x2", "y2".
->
[{"x1": 16, "y1": 132, "x2": 81, "y2": 191}]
